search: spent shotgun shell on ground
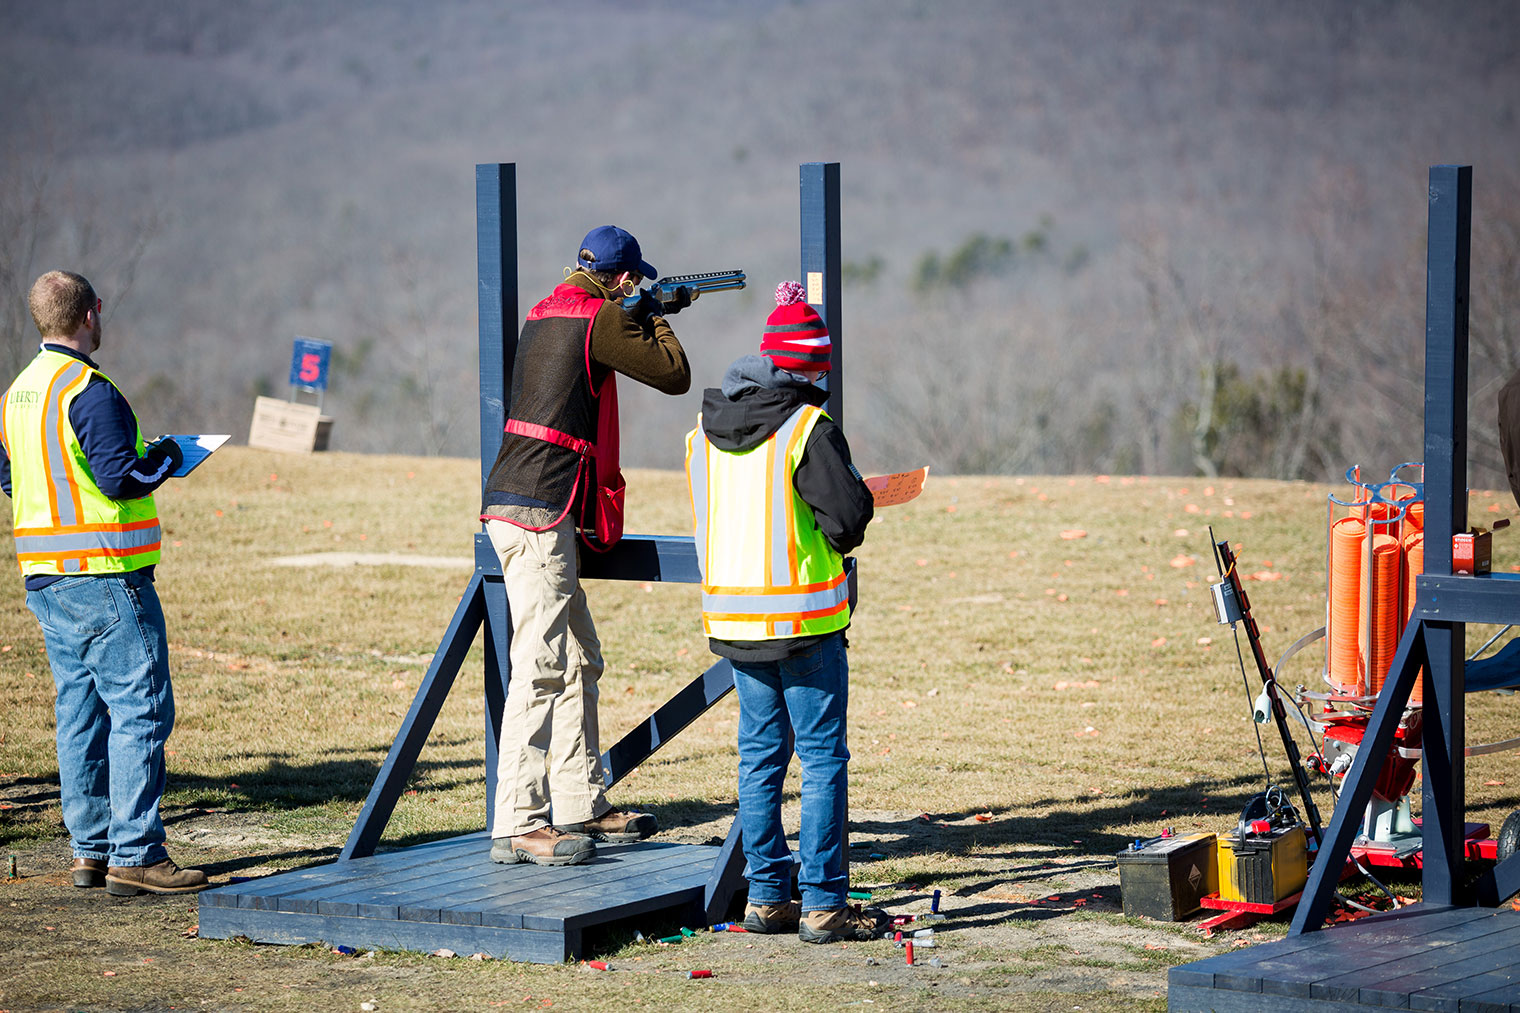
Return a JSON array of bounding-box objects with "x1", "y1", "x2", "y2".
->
[
  {"x1": 847, "y1": 890, "x2": 872, "y2": 901},
  {"x1": 905, "y1": 940, "x2": 915, "y2": 965},
  {"x1": 657, "y1": 934, "x2": 684, "y2": 944},
  {"x1": 586, "y1": 960, "x2": 609, "y2": 971},
  {"x1": 932, "y1": 889, "x2": 941, "y2": 913},
  {"x1": 685, "y1": 969, "x2": 713, "y2": 979}
]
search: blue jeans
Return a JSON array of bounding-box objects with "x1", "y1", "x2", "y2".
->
[
  {"x1": 732, "y1": 633, "x2": 850, "y2": 913},
  {"x1": 26, "y1": 571, "x2": 174, "y2": 867}
]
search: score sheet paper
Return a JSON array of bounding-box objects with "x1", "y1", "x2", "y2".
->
[{"x1": 864, "y1": 466, "x2": 929, "y2": 507}]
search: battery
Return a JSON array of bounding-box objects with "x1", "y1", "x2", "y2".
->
[
  {"x1": 1217, "y1": 825, "x2": 1308, "y2": 905},
  {"x1": 1115, "y1": 832, "x2": 1217, "y2": 921}
]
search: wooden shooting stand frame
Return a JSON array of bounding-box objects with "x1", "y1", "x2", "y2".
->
[
  {"x1": 1172, "y1": 166, "x2": 1520, "y2": 1010},
  {"x1": 198, "y1": 162, "x2": 848, "y2": 962}
]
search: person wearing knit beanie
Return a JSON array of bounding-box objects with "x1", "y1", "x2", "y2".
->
[
  {"x1": 685, "y1": 281, "x2": 882, "y2": 943},
  {"x1": 761, "y1": 281, "x2": 832, "y2": 374}
]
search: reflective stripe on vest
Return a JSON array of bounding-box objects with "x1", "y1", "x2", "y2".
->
[
  {"x1": 2, "y1": 350, "x2": 162, "y2": 576},
  {"x1": 685, "y1": 404, "x2": 849, "y2": 640}
]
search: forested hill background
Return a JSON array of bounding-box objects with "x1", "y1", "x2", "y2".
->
[{"x1": 2, "y1": 0, "x2": 1518, "y2": 485}]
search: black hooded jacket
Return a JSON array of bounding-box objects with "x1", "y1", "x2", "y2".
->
[{"x1": 697, "y1": 355, "x2": 874, "y2": 661}]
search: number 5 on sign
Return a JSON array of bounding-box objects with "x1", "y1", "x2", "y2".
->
[
  {"x1": 288, "y1": 337, "x2": 333, "y2": 391},
  {"x1": 864, "y1": 466, "x2": 928, "y2": 507}
]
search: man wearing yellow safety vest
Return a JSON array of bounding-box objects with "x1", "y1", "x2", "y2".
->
[
  {"x1": 686, "y1": 281, "x2": 885, "y2": 943},
  {"x1": 1, "y1": 271, "x2": 206, "y2": 896}
]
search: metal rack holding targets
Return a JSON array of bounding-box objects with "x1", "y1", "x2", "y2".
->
[
  {"x1": 198, "y1": 162, "x2": 849, "y2": 962},
  {"x1": 1171, "y1": 165, "x2": 1520, "y2": 1011}
]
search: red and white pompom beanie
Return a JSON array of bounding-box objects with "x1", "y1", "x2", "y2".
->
[{"x1": 761, "y1": 281, "x2": 831, "y2": 371}]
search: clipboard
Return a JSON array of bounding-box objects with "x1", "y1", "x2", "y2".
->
[{"x1": 155, "y1": 434, "x2": 230, "y2": 478}]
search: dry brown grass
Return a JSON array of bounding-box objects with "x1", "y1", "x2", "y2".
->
[{"x1": 4, "y1": 448, "x2": 1520, "y2": 1011}]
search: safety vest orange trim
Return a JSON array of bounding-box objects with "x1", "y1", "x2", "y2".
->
[{"x1": 702, "y1": 572, "x2": 849, "y2": 597}]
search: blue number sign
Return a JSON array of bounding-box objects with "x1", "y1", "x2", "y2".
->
[{"x1": 288, "y1": 337, "x2": 333, "y2": 391}]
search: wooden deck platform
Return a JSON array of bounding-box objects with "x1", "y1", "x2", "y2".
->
[
  {"x1": 1169, "y1": 903, "x2": 1520, "y2": 1011},
  {"x1": 198, "y1": 832, "x2": 719, "y2": 963}
]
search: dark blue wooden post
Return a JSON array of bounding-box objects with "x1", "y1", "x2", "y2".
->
[
  {"x1": 800, "y1": 163, "x2": 843, "y2": 423},
  {"x1": 1420, "y1": 164, "x2": 1472, "y2": 908},
  {"x1": 477, "y1": 164, "x2": 517, "y2": 489},
  {"x1": 477, "y1": 164, "x2": 518, "y2": 834},
  {"x1": 1289, "y1": 622, "x2": 1425, "y2": 932},
  {"x1": 340, "y1": 575, "x2": 486, "y2": 860}
]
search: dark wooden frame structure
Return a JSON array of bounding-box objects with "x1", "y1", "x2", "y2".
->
[
  {"x1": 1171, "y1": 166, "x2": 1520, "y2": 1008},
  {"x1": 199, "y1": 162, "x2": 848, "y2": 961}
]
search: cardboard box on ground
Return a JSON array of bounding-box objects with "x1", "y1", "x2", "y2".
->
[{"x1": 248, "y1": 396, "x2": 333, "y2": 452}]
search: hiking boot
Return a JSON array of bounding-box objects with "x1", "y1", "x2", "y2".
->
[
  {"x1": 491, "y1": 827, "x2": 595, "y2": 866},
  {"x1": 799, "y1": 905, "x2": 890, "y2": 944},
  {"x1": 70, "y1": 858, "x2": 106, "y2": 888},
  {"x1": 741, "y1": 900, "x2": 801, "y2": 934},
  {"x1": 105, "y1": 858, "x2": 208, "y2": 896},
  {"x1": 555, "y1": 809, "x2": 658, "y2": 843}
]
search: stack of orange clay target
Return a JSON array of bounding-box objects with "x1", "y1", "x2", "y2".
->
[{"x1": 1325, "y1": 466, "x2": 1425, "y2": 709}]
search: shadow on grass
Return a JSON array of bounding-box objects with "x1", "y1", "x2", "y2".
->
[
  {"x1": 162, "y1": 738, "x2": 484, "y2": 812},
  {"x1": 4, "y1": 735, "x2": 485, "y2": 824},
  {"x1": 198, "y1": 843, "x2": 344, "y2": 877},
  {"x1": 851, "y1": 771, "x2": 1280, "y2": 870}
]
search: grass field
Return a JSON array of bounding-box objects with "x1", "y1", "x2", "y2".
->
[{"x1": 3, "y1": 447, "x2": 1520, "y2": 1011}]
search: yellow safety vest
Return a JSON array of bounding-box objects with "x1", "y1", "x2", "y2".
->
[
  {"x1": 1, "y1": 349, "x2": 162, "y2": 577},
  {"x1": 685, "y1": 403, "x2": 850, "y2": 640}
]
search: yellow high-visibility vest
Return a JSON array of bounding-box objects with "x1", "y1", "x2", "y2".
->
[
  {"x1": 685, "y1": 403, "x2": 850, "y2": 641},
  {"x1": 1, "y1": 349, "x2": 162, "y2": 577}
]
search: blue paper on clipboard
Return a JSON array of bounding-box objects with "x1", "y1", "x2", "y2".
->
[{"x1": 156, "y1": 434, "x2": 230, "y2": 477}]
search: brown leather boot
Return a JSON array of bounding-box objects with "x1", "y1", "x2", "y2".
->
[
  {"x1": 799, "y1": 905, "x2": 890, "y2": 943},
  {"x1": 70, "y1": 858, "x2": 106, "y2": 888},
  {"x1": 491, "y1": 827, "x2": 595, "y2": 866},
  {"x1": 741, "y1": 900, "x2": 801, "y2": 933},
  {"x1": 555, "y1": 809, "x2": 658, "y2": 843},
  {"x1": 105, "y1": 858, "x2": 209, "y2": 895}
]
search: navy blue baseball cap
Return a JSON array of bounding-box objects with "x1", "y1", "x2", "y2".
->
[{"x1": 577, "y1": 225, "x2": 658, "y2": 281}]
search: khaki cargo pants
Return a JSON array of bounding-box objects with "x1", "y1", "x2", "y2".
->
[{"x1": 486, "y1": 517, "x2": 609, "y2": 838}]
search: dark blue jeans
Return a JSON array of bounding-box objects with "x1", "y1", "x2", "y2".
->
[
  {"x1": 26, "y1": 571, "x2": 174, "y2": 867},
  {"x1": 732, "y1": 632, "x2": 850, "y2": 913}
]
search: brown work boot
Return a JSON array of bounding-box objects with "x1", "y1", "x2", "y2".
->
[
  {"x1": 491, "y1": 827, "x2": 595, "y2": 866},
  {"x1": 799, "y1": 905, "x2": 890, "y2": 943},
  {"x1": 555, "y1": 809, "x2": 658, "y2": 843},
  {"x1": 105, "y1": 858, "x2": 208, "y2": 896},
  {"x1": 70, "y1": 858, "x2": 106, "y2": 888},
  {"x1": 741, "y1": 900, "x2": 801, "y2": 934}
]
